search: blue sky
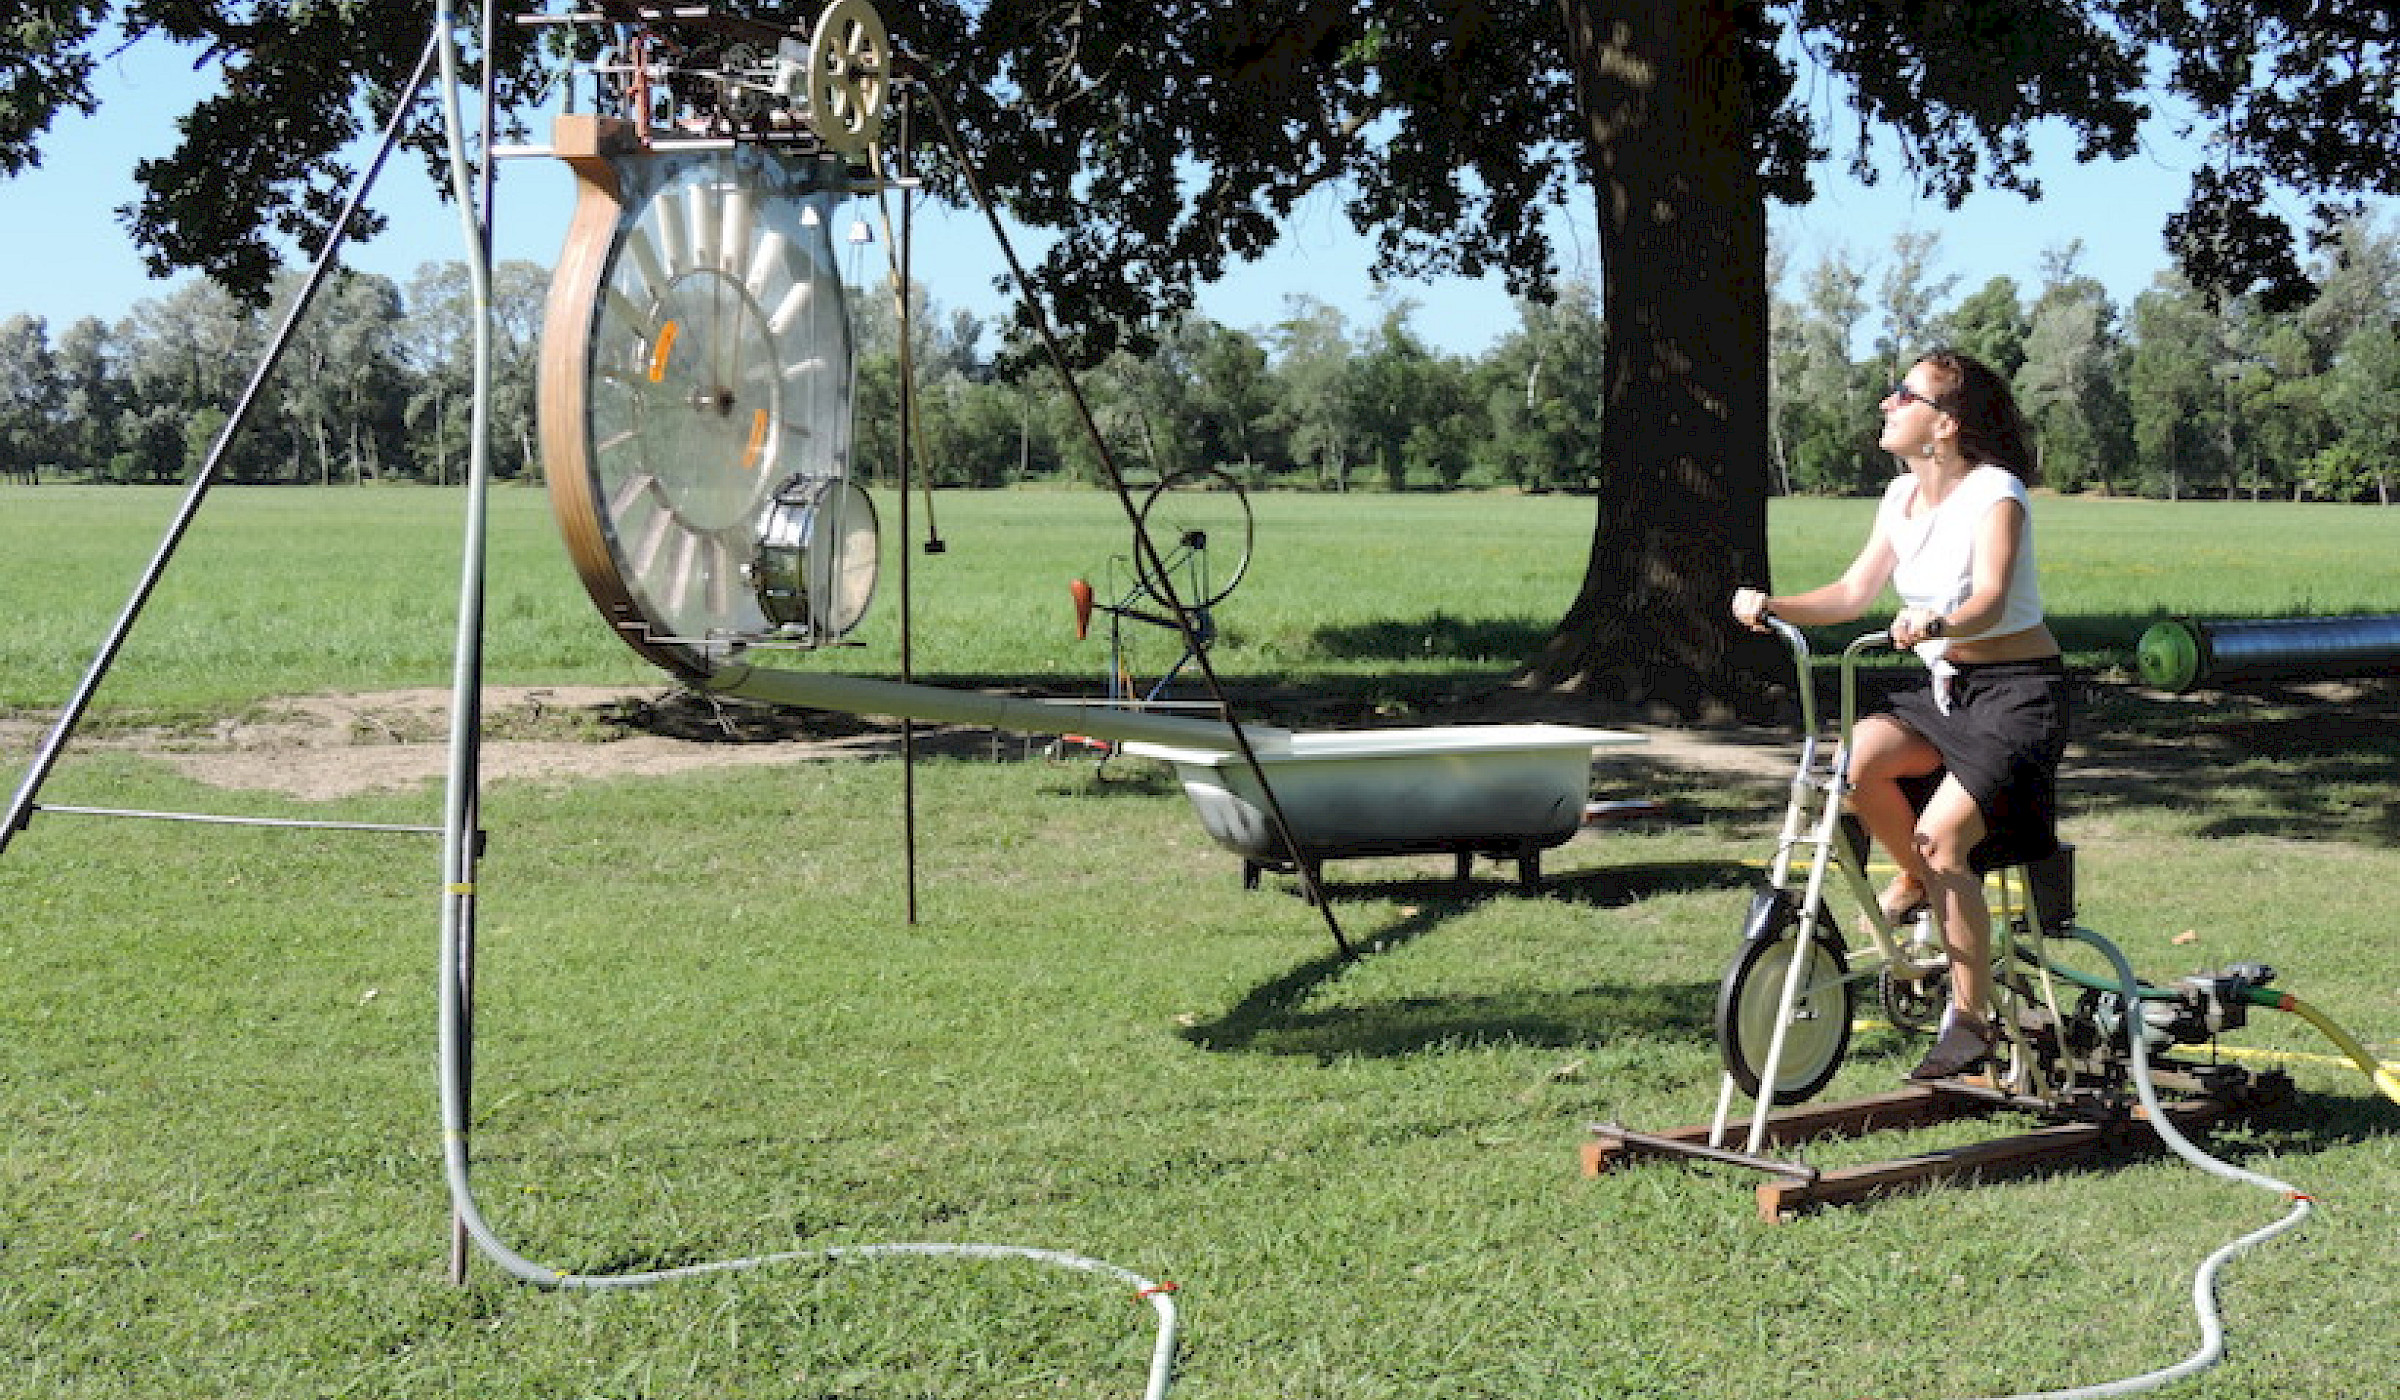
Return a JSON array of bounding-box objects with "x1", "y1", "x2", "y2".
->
[{"x1": 0, "y1": 26, "x2": 2303, "y2": 361}]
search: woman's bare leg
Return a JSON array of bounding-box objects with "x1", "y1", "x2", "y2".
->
[
  {"x1": 1846, "y1": 715, "x2": 1945, "y2": 915},
  {"x1": 1913, "y1": 776, "x2": 1993, "y2": 1019}
]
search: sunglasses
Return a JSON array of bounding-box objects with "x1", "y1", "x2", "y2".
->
[{"x1": 1890, "y1": 382, "x2": 1947, "y2": 411}]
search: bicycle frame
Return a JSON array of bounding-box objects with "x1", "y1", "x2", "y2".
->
[
  {"x1": 1061, "y1": 466, "x2": 1254, "y2": 759},
  {"x1": 1712, "y1": 621, "x2": 2077, "y2": 1155},
  {"x1": 1758, "y1": 621, "x2": 1942, "y2": 982},
  {"x1": 1051, "y1": 539, "x2": 1225, "y2": 764},
  {"x1": 1096, "y1": 551, "x2": 1218, "y2": 707}
]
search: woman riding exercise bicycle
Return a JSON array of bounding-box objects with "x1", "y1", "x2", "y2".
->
[{"x1": 1732, "y1": 349, "x2": 2071, "y2": 1082}]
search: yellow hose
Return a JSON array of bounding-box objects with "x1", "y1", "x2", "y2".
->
[{"x1": 2272, "y1": 992, "x2": 2400, "y2": 1106}]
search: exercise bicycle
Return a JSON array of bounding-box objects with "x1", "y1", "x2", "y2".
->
[
  {"x1": 1711, "y1": 620, "x2": 2102, "y2": 1148},
  {"x1": 1588, "y1": 619, "x2": 2397, "y2": 1214}
]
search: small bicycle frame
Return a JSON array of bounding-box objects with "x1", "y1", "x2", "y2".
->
[
  {"x1": 1091, "y1": 550, "x2": 1219, "y2": 714},
  {"x1": 1054, "y1": 468, "x2": 1254, "y2": 762}
]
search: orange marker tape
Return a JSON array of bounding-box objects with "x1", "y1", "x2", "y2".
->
[
  {"x1": 741, "y1": 409, "x2": 769, "y2": 471},
  {"x1": 648, "y1": 321, "x2": 680, "y2": 382}
]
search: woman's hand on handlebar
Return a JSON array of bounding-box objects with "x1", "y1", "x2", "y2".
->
[
  {"x1": 1889, "y1": 605, "x2": 1947, "y2": 649},
  {"x1": 1731, "y1": 587, "x2": 1774, "y2": 633}
]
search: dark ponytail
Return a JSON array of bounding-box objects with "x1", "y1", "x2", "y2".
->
[{"x1": 1921, "y1": 349, "x2": 2037, "y2": 486}]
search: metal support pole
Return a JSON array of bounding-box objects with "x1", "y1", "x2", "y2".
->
[
  {"x1": 0, "y1": 34, "x2": 444, "y2": 859},
  {"x1": 432, "y1": 0, "x2": 496, "y2": 1285}
]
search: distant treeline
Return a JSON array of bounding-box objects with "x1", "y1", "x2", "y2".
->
[{"x1": 3, "y1": 217, "x2": 2393, "y2": 501}]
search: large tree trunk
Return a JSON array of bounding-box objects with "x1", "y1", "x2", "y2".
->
[{"x1": 1528, "y1": 0, "x2": 1780, "y2": 722}]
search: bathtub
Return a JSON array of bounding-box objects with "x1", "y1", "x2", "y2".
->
[{"x1": 1124, "y1": 724, "x2": 1643, "y2": 892}]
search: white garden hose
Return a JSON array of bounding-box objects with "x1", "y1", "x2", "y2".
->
[
  {"x1": 1964, "y1": 927, "x2": 2314, "y2": 1400},
  {"x1": 427, "y1": 6, "x2": 1176, "y2": 1395}
]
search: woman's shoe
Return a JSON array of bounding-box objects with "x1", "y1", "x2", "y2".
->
[
  {"x1": 1908, "y1": 1016, "x2": 1995, "y2": 1080},
  {"x1": 1860, "y1": 879, "x2": 1929, "y2": 943},
  {"x1": 1877, "y1": 877, "x2": 1927, "y2": 926}
]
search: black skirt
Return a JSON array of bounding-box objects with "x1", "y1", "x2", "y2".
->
[{"x1": 1883, "y1": 656, "x2": 2073, "y2": 873}]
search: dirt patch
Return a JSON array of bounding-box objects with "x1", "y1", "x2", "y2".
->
[
  {"x1": 3, "y1": 682, "x2": 1808, "y2": 803},
  {"x1": 14, "y1": 674, "x2": 2385, "y2": 807},
  {"x1": 1, "y1": 687, "x2": 1028, "y2": 801}
]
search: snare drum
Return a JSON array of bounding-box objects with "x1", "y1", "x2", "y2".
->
[{"x1": 749, "y1": 474, "x2": 879, "y2": 642}]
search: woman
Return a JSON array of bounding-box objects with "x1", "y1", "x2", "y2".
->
[{"x1": 1731, "y1": 350, "x2": 2071, "y2": 1081}]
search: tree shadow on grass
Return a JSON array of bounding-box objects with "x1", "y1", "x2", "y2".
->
[
  {"x1": 1306, "y1": 613, "x2": 1556, "y2": 668},
  {"x1": 1182, "y1": 977, "x2": 1719, "y2": 1061},
  {"x1": 2206, "y1": 1086, "x2": 2400, "y2": 1156},
  {"x1": 581, "y1": 605, "x2": 2400, "y2": 848},
  {"x1": 2065, "y1": 673, "x2": 2400, "y2": 845},
  {"x1": 1241, "y1": 853, "x2": 1753, "y2": 909},
  {"x1": 1181, "y1": 861, "x2": 1745, "y2": 1060},
  {"x1": 1540, "y1": 858, "x2": 1759, "y2": 908},
  {"x1": 1035, "y1": 760, "x2": 1183, "y2": 800}
]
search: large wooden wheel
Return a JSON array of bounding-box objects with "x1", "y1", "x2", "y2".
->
[{"x1": 536, "y1": 115, "x2": 867, "y2": 680}]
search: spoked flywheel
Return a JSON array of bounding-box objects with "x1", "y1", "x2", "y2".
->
[{"x1": 1134, "y1": 466, "x2": 1253, "y2": 612}]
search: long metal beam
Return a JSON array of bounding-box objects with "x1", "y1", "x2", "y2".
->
[{"x1": 708, "y1": 664, "x2": 1290, "y2": 751}]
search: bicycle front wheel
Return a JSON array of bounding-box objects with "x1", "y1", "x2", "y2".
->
[
  {"x1": 1716, "y1": 926, "x2": 1854, "y2": 1105},
  {"x1": 1135, "y1": 467, "x2": 1253, "y2": 611}
]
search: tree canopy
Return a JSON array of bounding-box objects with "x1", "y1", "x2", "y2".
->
[
  {"x1": 3, "y1": 1, "x2": 2391, "y2": 716},
  {"x1": 5, "y1": 6, "x2": 2387, "y2": 315},
  {"x1": 10, "y1": 221, "x2": 2391, "y2": 503}
]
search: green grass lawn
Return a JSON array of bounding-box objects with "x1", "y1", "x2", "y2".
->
[
  {"x1": 6, "y1": 484, "x2": 2397, "y2": 717},
  {"x1": 2, "y1": 484, "x2": 2397, "y2": 1399}
]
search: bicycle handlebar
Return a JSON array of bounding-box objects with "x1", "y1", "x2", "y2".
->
[{"x1": 1754, "y1": 614, "x2": 1896, "y2": 742}]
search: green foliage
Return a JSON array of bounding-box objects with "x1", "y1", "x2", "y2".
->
[
  {"x1": 0, "y1": 261, "x2": 551, "y2": 487},
  {"x1": 2314, "y1": 319, "x2": 2400, "y2": 502},
  {"x1": 1772, "y1": 250, "x2": 1881, "y2": 495},
  {"x1": 0, "y1": 312, "x2": 55, "y2": 483},
  {"x1": 4, "y1": 211, "x2": 2395, "y2": 506},
  {"x1": 1769, "y1": 220, "x2": 2400, "y2": 502},
  {"x1": 8, "y1": 3, "x2": 2388, "y2": 323},
  {"x1": 2015, "y1": 251, "x2": 2135, "y2": 494},
  {"x1": 0, "y1": 1, "x2": 107, "y2": 176},
  {"x1": 1943, "y1": 276, "x2": 2033, "y2": 379},
  {"x1": 8, "y1": 0, "x2": 2393, "y2": 712}
]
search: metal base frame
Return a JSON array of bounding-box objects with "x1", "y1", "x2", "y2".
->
[{"x1": 1584, "y1": 1067, "x2": 2294, "y2": 1221}]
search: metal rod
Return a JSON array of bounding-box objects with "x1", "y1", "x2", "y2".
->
[
  {"x1": 886, "y1": 123, "x2": 924, "y2": 927},
  {"x1": 708, "y1": 665, "x2": 1290, "y2": 751},
  {"x1": 1591, "y1": 1123, "x2": 1821, "y2": 1181},
  {"x1": 908, "y1": 65, "x2": 1349, "y2": 954},
  {"x1": 26, "y1": 806, "x2": 442, "y2": 835},
  {"x1": 0, "y1": 33, "x2": 445, "y2": 859}
]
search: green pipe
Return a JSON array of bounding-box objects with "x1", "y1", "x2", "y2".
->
[
  {"x1": 2037, "y1": 952, "x2": 2400, "y2": 1103},
  {"x1": 2037, "y1": 955, "x2": 2175, "y2": 1000}
]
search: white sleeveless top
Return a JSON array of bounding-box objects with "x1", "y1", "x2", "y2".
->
[{"x1": 1875, "y1": 464, "x2": 2044, "y2": 665}]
